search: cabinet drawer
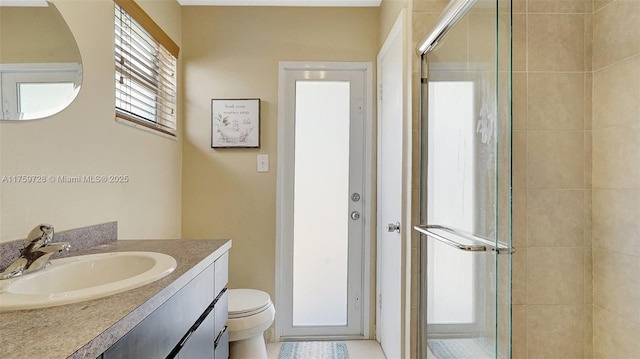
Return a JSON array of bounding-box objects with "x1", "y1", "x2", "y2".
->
[
  {"x1": 214, "y1": 289, "x2": 228, "y2": 336},
  {"x1": 103, "y1": 263, "x2": 215, "y2": 359},
  {"x1": 214, "y1": 252, "x2": 228, "y2": 296},
  {"x1": 177, "y1": 306, "x2": 216, "y2": 359},
  {"x1": 214, "y1": 326, "x2": 229, "y2": 359}
]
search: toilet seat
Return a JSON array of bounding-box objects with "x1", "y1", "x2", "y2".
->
[{"x1": 228, "y1": 289, "x2": 272, "y2": 319}]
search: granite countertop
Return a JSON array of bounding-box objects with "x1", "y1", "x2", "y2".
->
[{"x1": 0, "y1": 239, "x2": 231, "y2": 359}]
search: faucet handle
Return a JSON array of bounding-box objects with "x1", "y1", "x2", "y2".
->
[{"x1": 26, "y1": 224, "x2": 54, "y2": 247}]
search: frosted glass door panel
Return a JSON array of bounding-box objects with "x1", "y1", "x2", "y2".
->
[{"x1": 292, "y1": 81, "x2": 350, "y2": 326}]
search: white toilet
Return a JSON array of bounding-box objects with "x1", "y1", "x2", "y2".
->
[{"x1": 226, "y1": 289, "x2": 275, "y2": 359}]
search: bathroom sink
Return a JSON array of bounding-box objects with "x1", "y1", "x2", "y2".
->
[{"x1": 0, "y1": 251, "x2": 176, "y2": 312}]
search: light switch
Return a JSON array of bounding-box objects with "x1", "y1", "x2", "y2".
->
[{"x1": 257, "y1": 154, "x2": 269, "y2": 172}]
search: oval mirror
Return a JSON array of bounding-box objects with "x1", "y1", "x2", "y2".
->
[{"x1": 0, "y1": 1, "x2": 82, "y2": 121}]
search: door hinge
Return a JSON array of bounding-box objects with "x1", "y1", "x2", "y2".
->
[
  {"x1": 378, "y1": 84, "x2": 383, "y2": 101},
  {"x1": 378, "y1": 293, "x2": 382, "y2": 309},
  {"x1": 358, "y1": 98, "x2": 363, "y2": 113}
]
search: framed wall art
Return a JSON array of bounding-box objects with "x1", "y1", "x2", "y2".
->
[{"x1": 211, "y1": 98, "x2": 260, "y2": 148}]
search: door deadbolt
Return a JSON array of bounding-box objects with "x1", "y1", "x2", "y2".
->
[
  {"x1": 351, "y1": 211, "x2": 361, "y2": 220},
  {"x1": 387, "y1": 222, "x2": 401, "y2": 233},
  {"x1": 351, "y1": 193, "x2": 361, "y2": 202}
]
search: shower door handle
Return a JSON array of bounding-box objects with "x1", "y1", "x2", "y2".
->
[{"x1": 413, "y1": 224, "x2": 514, "y2": 254}]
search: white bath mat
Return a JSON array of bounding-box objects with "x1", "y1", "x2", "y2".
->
[
  {"x1": 279, "y1": 341, "x2": 349, "y2": 359},
  {"x1": 427, "y1": 338, "x2": 494, "y2": 359}
]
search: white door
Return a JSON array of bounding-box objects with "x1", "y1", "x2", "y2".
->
[
  {"x1": 277, "y1": 62, "x2": 371, "y2": 339},
  {"x1": 377, "y1": 11, "x2": 405, "y2": 359}
]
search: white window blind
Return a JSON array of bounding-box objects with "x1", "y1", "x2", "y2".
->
[{"x1": 114, "y1": 2, "x2": 177, "y2": 137}]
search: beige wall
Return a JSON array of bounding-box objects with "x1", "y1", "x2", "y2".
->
[
  {"x1": 180, "y1": 5, "x2": 379, "y2": 326},
  {"x1": 0, "y1": 0, "x2": 183, "y2": 242},
  {"x1": 380, "y1": 0, "x2": 411, "y2": 47},
  {"x1": 0, "y1": 6, "x2": 81, "y2": 64},
  {"x1": 591, "y1": 0, "x2": 640, "y2": 357}
]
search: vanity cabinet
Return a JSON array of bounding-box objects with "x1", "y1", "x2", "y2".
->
[{"x1": 101, "y1": 252, "x2": 229, "y2": 359}]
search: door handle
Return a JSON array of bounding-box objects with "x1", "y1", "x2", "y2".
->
[{"x1": 387, "y1": 222, "x2": 401, "y2": 233}]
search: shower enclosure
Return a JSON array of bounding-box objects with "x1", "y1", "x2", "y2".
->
[{"x1": 414, "y1": 0, "x2": 513, "y2": 358}]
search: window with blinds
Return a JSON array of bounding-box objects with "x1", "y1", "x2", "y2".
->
[{"x1": 114, "y1": 0, "x2": 178, "y2": 137}]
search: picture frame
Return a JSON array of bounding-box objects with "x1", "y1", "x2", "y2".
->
[{"x1": 211, "y1": 98, "x2": 260, "y2": 148}]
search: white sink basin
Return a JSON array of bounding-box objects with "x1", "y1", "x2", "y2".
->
[{"x1": 0, "y1": 251, "x2": 176, "y2": 312}]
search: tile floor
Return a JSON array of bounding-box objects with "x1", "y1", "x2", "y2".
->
[{"x1": 267, "y1": 340, "x2": 387, "y2": 359}]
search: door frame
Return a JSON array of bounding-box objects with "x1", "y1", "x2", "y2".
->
[
  {"x1": 376, "y1": 9, "x2": 412, "y2": 357},
  {"x1": 275, "y1": 61, "x2": 374, "y2": 341},
  {"x1": 375, "y1": 9, "x2": 404, "y2": 358}
]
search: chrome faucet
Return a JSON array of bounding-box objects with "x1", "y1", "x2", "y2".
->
[{"x1": 0, "y1": 224, "x2": 70, "y2": 280}]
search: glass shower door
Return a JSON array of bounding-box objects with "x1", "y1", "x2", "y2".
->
[{"x1": 415, "y1": 0, "x2": 513, "y2": 358}]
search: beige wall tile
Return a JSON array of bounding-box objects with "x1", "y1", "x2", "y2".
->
[
  {"x1": 411, "y1": 248, "x2": 419, "y2": 308},
  {"x1": 593, "y1": 248, "x2": 640, "y2": 323},
  {"x1": 512, "y1": 305, "x2": 527, "y2": 359},
  {"x1": 584, "y1": 73, "x2": 592, "y2": 130},
  {"x1": 584, "y1": 14, "x2": 593, "y2": 72},
  {"x1": 512, "y1": 0, "x2": 527, "y2": 13},
  {"x1": 410, "y1": 306, "x2": 418, "y2": 359},
  {"x1": 584, "y1": 190, "x2": 593, "y2": 248},
  {"x1": 513, "y1": 14, "x2": 527, "y2": 72},
  {"x1": 528, "y1": 72, "x2": 585, "y2": 130},
  {"x1": 411, "y1": 190, "x2": 421, "y2": 243},
  {"x1": 412, "y1": 74, "x2": 421, "y2": 131},
  {"x1": 528, "y1": 0, "x2": 591, "y2": 13},
  {"x1": 412, "y1": 13, "x2": 438, "y2": 71},
  {"x1": 513, "y1": 247, "x2": 527, "y2": 305},
  {"x1": 528, "y1": 305, "x2": 585, "y2": 358},
  {"x1": 592, "y1": 189, "x2": 640, "y2": 254},
  {"x1": 513, "y1": 73, "x2": 527, "y2": 130},
  {"x1": 593, "y1": 0, "x2": 640, "y2": 70},
  {"x1": 497, "y1": 302, "x2": 513, "y2": 357},
  {"x1": 528, "y1": 14, "x2": 585, "y2": 72},
  {"x1": 528, "y1": 131, "x2": 585, "y2": 188},
  {"x1": 412, "y1": 130, "x2": 421, "y2": 191},
  {"x1": 593, "y1": 306, "x2": 640, "y2": 358},
  {"x1": 592, "y1": 124, "x2": 640, "y2": 189},
  {"x1": 592, "y1": 56, "x2": 640, "y2": 129},
  {"x1": 412, "y1": 0, "x2": 449, "y2": 13},
  {"x1": 513, "y1": 131, "x2": 527, "y2": 189},
  {"x1": 527, "y1": 189, "x2": 585, "y2": 247},
  {"x1": 585, "y1": 247, "x2": 593, "y2": 305},
  {"x1": 412, "y1": 69, "x2": 421, "y2": 121},
  {"x1": 428, "y1": 17, "x2": 470, "y2": 65},
  {"x1": 594, "y1": 0, "x2": 613, "y2": 12},
  {"x1": 513, "y1": 189, "x2": 527, "y2": 248},
  {"x1": 585, "y1": 305, "x2": 594, "y2": 358},
  {"x1": 585, "y1": 131, "x2": 593, "y2": 189},
  {"x1": 527, "y1": 248, "x2": 585, "y2": 304}
]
